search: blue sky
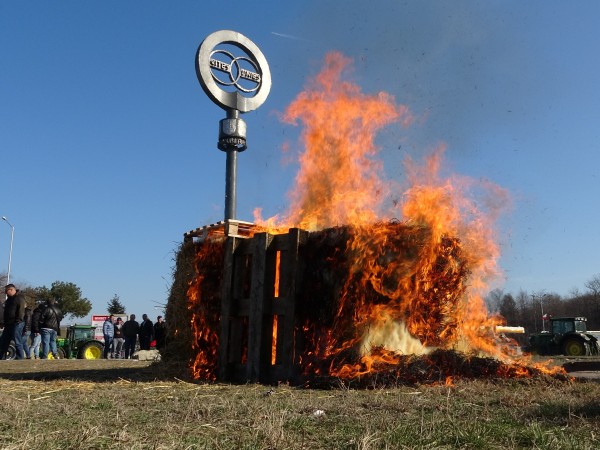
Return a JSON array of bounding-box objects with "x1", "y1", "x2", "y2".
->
[{"x1": 1, "y1": 1, "x2": 599, "y2": 321}]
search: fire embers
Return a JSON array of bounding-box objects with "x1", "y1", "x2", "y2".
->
[{"x1": 307, "y1": 349, "x2": 571, "y2": 389}]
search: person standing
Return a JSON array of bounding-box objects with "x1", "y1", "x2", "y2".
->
[
  {"x1": 21, "y1": 304, "x2": 33, "y2": 359},
  {"x1": 0, "y1": 294, "x2": 5, "y2": 329},
  {"x1": 29, "y1": 302, "x2": 45, "y2": 359},
  {"x1": 0, "y1": 284, "x2": 26, "y2": 359},
  {"x1": 122, "y1": 314, "x2": 139, "y2": 359},
  {"x1": 102, "y1": 315, "x2": 115, "y2": 359},
  {"x1": 38, "y1": 297, "x2": 63, "y2": 359},
  {"x1": 138, "y1": 314, "x2": 154, "y2": 350},
  {"x1": 112, "y1": 317, "x2": 125, "y2": 358},
  {"x1": 154, "y1": 315, "x2": 166, "y2": 350}
]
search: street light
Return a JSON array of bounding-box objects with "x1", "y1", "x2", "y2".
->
[{"x1": 2, "y1": 216, "x2": 14, "y2": 285}]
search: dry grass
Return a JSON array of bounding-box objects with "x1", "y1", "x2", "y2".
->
[{"x1": 0, "y1": 360, "x2": 599, "y2": 449}]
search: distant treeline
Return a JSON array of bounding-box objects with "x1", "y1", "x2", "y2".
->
[{"x1": 486, "y1": 274, "x2": 600, "y2": 341}]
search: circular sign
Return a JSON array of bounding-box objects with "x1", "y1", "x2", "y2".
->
[{"x1": 196, "y1": 30, "x2": 271, "y2": 113}]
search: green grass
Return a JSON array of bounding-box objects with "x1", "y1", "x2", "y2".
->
[{"x1": 0, "y1": 374, "x2": 599, "y2": 449}]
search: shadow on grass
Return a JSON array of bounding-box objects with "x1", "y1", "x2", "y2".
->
[{"x1": 0, "y1": 360, "x2": 191, "y2": 383}]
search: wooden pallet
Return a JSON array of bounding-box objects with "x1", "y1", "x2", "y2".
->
[
  {"x1": 218, "y1": 228, "x2": 308, "y2": 383},
  {"x1": 184, "y1": 219, "x2": 255, "y2": 242}
]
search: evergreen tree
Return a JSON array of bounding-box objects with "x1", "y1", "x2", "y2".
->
[
  {"x1": 107, "y1": 294, "x2": 126, "y2": 314},
  {"x1": 35, "y1": 281, "x2": 92, "y2": 318}
]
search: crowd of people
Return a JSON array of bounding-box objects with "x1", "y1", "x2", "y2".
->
[
  {"x1": 0, "y1": 283, "x2": 167, "y2": 360},
  {"x1": 102, "y1": 313, "x2": 166, "y2": 359},
  {"x1": 0, "y1": 283, "x2": 64, "y2": 359}
]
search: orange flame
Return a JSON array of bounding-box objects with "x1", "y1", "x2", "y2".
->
[
  {"x1": 187, "y1": 238, "x2": 224, "y2": 380},
  {"x1": 186, "y1": 52, "x2": 564, "y2": 382},
  {"x1": 257, "y1": 52, "x2": 412, "y2": 231},
  {"x1": 254, "y1": 52, "x2": 526, "y2": 378}
]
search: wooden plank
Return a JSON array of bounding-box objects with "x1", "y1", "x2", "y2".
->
[
  {"x1": 218, "y1": 236, "x2": 238, "y2": 381},
  {"x1": 277, "y1": 228, "x2": 307, "y2": 382},
  {"x1": 232, "y1": 251, "x2": 252, "y2": 301},
  {"x1": 246, "y1": 232, "x2": 272, "y2": 382},
  {"x1": 228, "y1": 316, "x2": 245, "y2": 364}
]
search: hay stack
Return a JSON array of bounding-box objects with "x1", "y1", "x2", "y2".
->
[
  {"x1": 163, "y1": 239, "x2": 202, "y2": 364},
  {"x1": 166, "y1": 222, "x2": 471, "y2": 382},
  {"x1": 164, "y1": 236, "x2": 225, "y2": 379}
]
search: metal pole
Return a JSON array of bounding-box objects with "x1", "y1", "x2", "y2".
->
[
  {"x1": 540, "y1": 296, "x2": 545, "y2": 332},
  {"x1": 540, "y1": 294, "x2": 547, "y2": 332},
  {"x1": 532, "y1": 293, "x2": 547, "y2": 332},
  {"x1": 219, "y1": 109, "x2": 245, "y2": 222},
  {"x1": 224, "y1": 148, "x2": 238, "y2": 221},
  {"x1": 2, "y1": 216, "x2": 14, "y2": 285},
  {"x1": 530, "y1": 294, "x2": 538, "y2": 332}
]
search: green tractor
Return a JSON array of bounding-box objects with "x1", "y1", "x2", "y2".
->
[
  {"x1": 527, "y1": 317, "x2": 600, "y2": 357},
  {"x1": 56, "y1": 325, "x2": 105, "y2": 359}
]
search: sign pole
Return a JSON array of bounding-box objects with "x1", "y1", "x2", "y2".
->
[{"x1": 195, "y1": 30, "x2": 271, "y2": 222}]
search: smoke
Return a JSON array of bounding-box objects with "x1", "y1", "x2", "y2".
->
[{"x1": 282, "y1": 1, "x2": 540, "y2": 159}]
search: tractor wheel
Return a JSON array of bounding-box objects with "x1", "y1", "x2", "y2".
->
[
  {"x1": 57, "y1": 348, "x2": 67, "y2": 359},
  {"x1": 563, "y1": 338, "x2": 589, "y2": 356},
  {"x1": 78, "y1": 341, "x2": 104, "y2": 359},
  {"x1": 4, "y1": 344, "x2": 16, "y2": 360}
]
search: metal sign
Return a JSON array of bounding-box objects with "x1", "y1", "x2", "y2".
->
[{"x1": 196, "y1": 30, "x2": 271, "y2": 113}]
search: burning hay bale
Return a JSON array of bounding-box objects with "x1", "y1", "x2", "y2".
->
[
  {"x1": 295, "y1": 222, "x2": 469, "y2": 378},
  {"x1": 166, "y1": 221, "x2": 570, "y2": 386},
  {"x1": 164, "y1": 238, "x2": 222, "y2": 366}
]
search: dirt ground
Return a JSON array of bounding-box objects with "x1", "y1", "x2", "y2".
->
[{"x1": 0, "y1": 358, "x2": 184, "y2": 382}]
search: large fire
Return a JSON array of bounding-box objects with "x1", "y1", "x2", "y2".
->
[{"x1": 187, "y1": 52, "x2": 564, "y2": 383}]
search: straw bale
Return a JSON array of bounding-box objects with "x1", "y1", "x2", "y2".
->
[
  {"x1": 167, "y1": 223, "x2": 488, "y2": 385},
  {"x1": 163, "y1": 239, "x2": 202, "y2": 364}
]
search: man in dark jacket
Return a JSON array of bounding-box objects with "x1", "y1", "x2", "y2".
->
[
  {"x1": 0, "y1": 284, "x2": 26, "y2": 359},
  {"x1": 0, "y1": 294, "x2": 4, "y2": 328},
  {"x1": 38, "y1": 297, "x2": 63, "y2": 359},
  {"x1": 154, "y1": 315, "x2": 166, "y2": 350},
  {"x1": 138, "y1": 314, "x2": 154, "y2": 350},
  {"x1": 122, "y1": 314, "x2": 140, "y2": 359}
]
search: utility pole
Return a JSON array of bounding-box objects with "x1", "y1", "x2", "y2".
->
[
  {"x1": 531, "y1": 293, "x2": 548, "y2": 332},
  {"x1": 2, "y1": 216, "x2": 14, "y2": 285}
]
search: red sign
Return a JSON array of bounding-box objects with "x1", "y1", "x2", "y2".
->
[{"x1": 91, "y1": 314, "x2": 127, "y2": 341}]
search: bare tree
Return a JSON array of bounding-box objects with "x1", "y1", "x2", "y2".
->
[
  {"x1": 485, "y1": 288, "x2": 503, "y2": 313},
  {"x1": 568, "y1": 287, "x2": 582, "y2": 299},
  {"x1": 516, "y1": 290, "x2": 536, "y2": 333},
  {"x1": 584, "y1": 274, "x2": 600, "y2": 297},
  {"x1": 584, "y1": 274, "x2": 600, "y2": 320}
]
